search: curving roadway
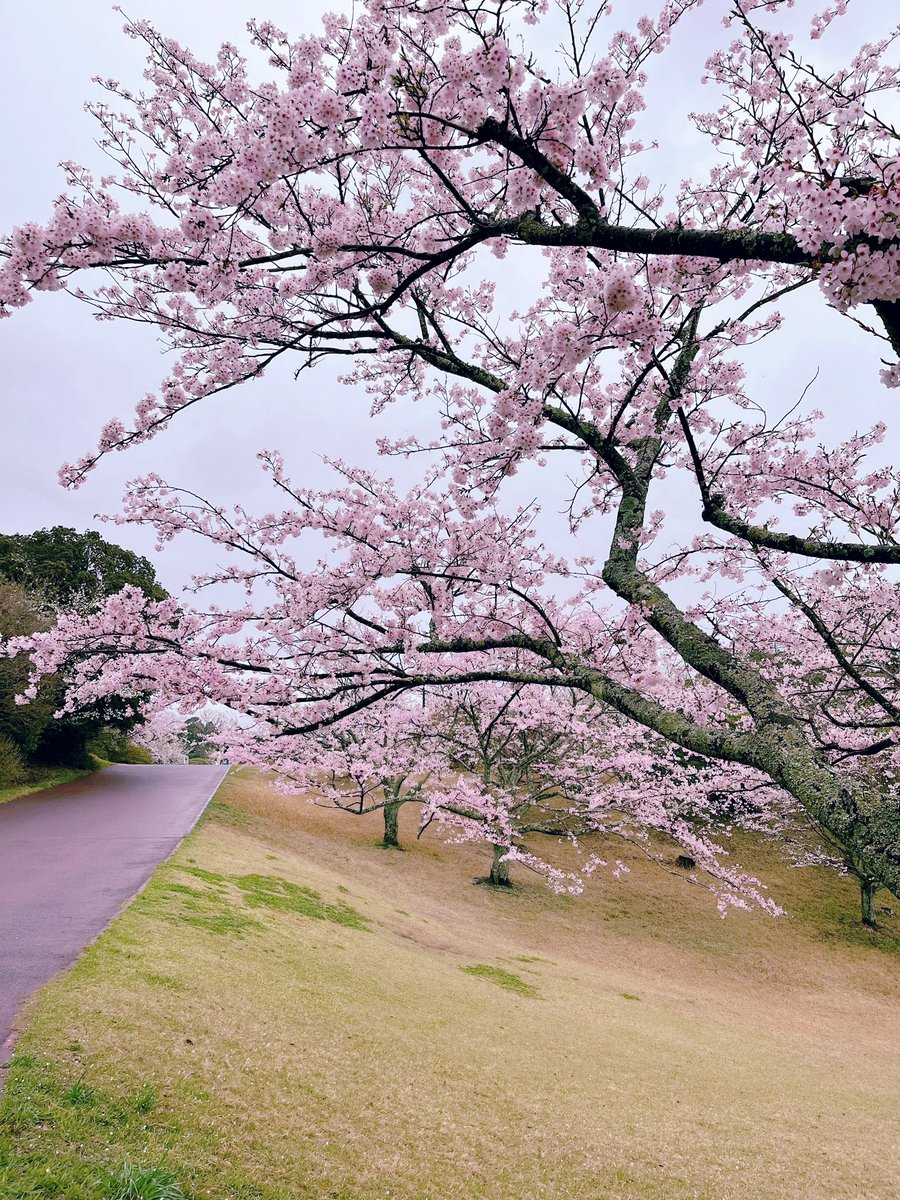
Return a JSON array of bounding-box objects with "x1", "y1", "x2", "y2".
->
[{"x1": 0, "y1": 763, "x2": 227, "y2": 1073}]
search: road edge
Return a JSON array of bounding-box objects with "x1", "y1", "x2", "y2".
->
[{"x1": 0, "y1": 765, "x2": 230, "y2": 1080}]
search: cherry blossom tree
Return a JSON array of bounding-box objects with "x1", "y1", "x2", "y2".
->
[
  {"x1": 229, "y1": 697, "x2": 437, "y2": 847},
  {"x1": 133, "y1": 707, "x2": 190, "y2": 763},
  {"x1": 6, "y1": 590, "x2": 794, "y2": 911},
  {"x1": 2, "y1": 0, "x2": 899, "y2": 913},
  {"x1": 709, "y1": 590, "x2": 900, "y2": 923},
  {"x1": 419, "y1": 681, "x2": 816, "y2": 900},
  {"x1": 421, "y1": 683, "x2": 597, "y2": 887}
]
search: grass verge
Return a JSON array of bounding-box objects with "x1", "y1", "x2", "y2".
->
[
  {"x1": 0, "y1": 766, "x2": 92, "y2": 806},
  {"x1": 1, "y1": 771, "x2": 899, "y2": 1199}
]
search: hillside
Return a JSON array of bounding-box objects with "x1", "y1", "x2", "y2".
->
[{"x1": 2, "y1": 769, "x2": 899, "y2": 1200}]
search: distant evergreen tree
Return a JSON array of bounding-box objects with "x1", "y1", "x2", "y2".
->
[
  {"x1": 0, "y1": 526, "x2": 165, "y2": 613},
  {"x1": 0, "y1": 528, "x2": 167, "y2": 775},
  {"x1": 181, "y1": 717, "x2": 220, "y2": 761}
]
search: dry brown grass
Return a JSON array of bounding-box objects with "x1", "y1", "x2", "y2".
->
[{"x1": 3, "y1": 768, "x2": 899, "y2": 1200}]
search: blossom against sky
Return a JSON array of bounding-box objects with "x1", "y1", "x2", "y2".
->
[{"x1": 0, "y1": 1, "x2": 891, "y2": 595}]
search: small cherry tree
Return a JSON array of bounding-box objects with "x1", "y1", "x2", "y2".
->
[
  {"x1": 132, "y1": 708, "x2": 189, "y2": 764},
  {"x1": 229, "y1": 698, "x2": 437, "y2": 848},
  {"x1": 421, "y1": 682, "x2": 605, "y2": 886},
  {"x1": 2, "y1": 0, "x2": 900, "y2": 913}
]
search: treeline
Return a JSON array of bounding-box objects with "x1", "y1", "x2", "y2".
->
[{"x1": 0, "y1": 527, "x2": 165, "y2": 787}]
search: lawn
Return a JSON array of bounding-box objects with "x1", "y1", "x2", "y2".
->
[{"x1": 1, "y1": 769, "x2": 898, "y2": 1199}]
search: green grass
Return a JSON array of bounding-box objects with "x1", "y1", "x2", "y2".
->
[
  {"x1": 461, "y1": 964, "x2": 540, "y2": 997},
  {"x1": 103, "y1": 1162, "x2": 186, "y2": 1200},
  {"x1": 234, "y1": 873, "x2": 370, "y2": 929},
  {"x1": 1, "y1": 771, "x2": 899, "y2": 1199},
  {"x1": 0, "y1": 1059, "x2": 190, "y2": 1200},
  {"x1": 128, "y1": 862, "x2": 370, "y2": 942},
  {"x1": 133, "y1": 875, "x2": 264, "y2": 940},
  {"x1": 0, "y1": 766, "x2": 92, "y2": 806}
]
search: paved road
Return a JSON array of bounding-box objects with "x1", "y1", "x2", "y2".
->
[{"x1": 0, "y1": 764, "x2": 227, "y2": 1065}]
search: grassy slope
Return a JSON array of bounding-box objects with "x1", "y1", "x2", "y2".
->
[
  {"x1": 0, "y1": 766, "x2": 92, "y2": 806},
  {"x1": 2, "y1": 770, "x2": 899, "y2": 1200}
]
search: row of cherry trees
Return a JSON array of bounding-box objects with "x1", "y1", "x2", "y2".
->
[{"x1": 2, "y1": 0, "x2": 899, "y2": 918}]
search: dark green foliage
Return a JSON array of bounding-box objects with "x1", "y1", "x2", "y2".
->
[
  {"x1": 0, "y1": 527, "x2": 165, "y2": 613},
  {"x1": 35, "y1": 720, "x2": 101, "y2": 770},
  {"x1": 0, "y1": 582, "x2": 56, "y2": 770},
  {"x1": 87, "y1": 729, "x2": 154, "y2": 765},
  {"x1": 0, "y1": 528, "x2": 167, "y2": 773},
  {"x1": 179, "y1": 718, "x2": 219, "y2": 762},
  {"x1": 116, "y1": 744, "x2": 154, "y2": 766},
  {"x1": 0, "y1": 734, "x2": 25, "y2": 787}
]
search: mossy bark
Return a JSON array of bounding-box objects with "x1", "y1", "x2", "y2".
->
[
  {"x1": 586, "y1": 366, "x2": 900, "y2": 903},
  {"x1": 860, "y1": 876, "x2": 878, "y2": 928},
  {"x1": 406, "y1": 296, "x2": 900, "y2": 900},
  {"x1": 382, "y1": 800, "x2": 402, "y2": 849},
  {"x1": 488, "y1": 844, "x2": 512, "y2": 887}
]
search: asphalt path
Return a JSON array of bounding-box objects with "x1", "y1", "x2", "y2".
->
[{"x1": 0, "y1": 763, "x2": 227, "y2": 1068}]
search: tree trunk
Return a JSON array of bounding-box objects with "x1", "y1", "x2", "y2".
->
[
  {"x1": 860, "y1": 876, "x2": 878, "y2": 928},
  {"x1": 382, "y1": 799, "x2": 402, "y2": 849},
  {"x1": 488, "y1": 844, "x2": 512, "y2": 887}
]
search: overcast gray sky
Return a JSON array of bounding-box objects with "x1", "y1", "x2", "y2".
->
[{"x1": 0, "y1": 2, "x2": 892, "y2": 597}]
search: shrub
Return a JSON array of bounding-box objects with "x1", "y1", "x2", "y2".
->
[
  {"x1": 118, "y1": 742, "x2": 153, "y2": 765},
  {"x1": 0, "y1": 732, "x2": 26, "y2": 787},
  {"x1": 86, "y1": 730, "x2": 153, "y2": 765}
]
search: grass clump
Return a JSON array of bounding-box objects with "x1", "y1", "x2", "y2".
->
[
  {"x1": 139, "y1": 971, "x2": 186, "y2": 993},
  {"x1": 461, "y1": 964, "x2": 540, "y2": 998},
  {"x1": 135, "y1": 878, "x2": 263, "y2": 940},
  {"x1": 132, "y1": 1086, "x2": 157, "y2": 1115},
  {"x1": 134, "y1": 863, "x2": 369, "y2": 941},
  {"x1": 179, "y1": 910, "x2": 263, "y2": 937},
  {"x1": 64, "y1": 1080, "x2": 96, "y2": 1107},
  {"x1": 203, "y1": 800, "x2": 250, "y2": 828},
  {"x1": 234, "y1": 873, "x2": 370, "y2": 931},
  {"x1": 179, "y1": 867, "x2": 228, "y2": 886},
  {"x1": 103, "y1": 1162, "x2": 186, "y2": 1200}
]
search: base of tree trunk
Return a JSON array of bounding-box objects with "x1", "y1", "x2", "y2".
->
[
  {"x1": 476, "y1": 846, "x2": 513, "y2": 888},
  {"x1": 381, "y1": 801, "x2": 403, "y2": 850},
  {"x1": 860, "y1": 876, "x2": 878, "y2": 928}
]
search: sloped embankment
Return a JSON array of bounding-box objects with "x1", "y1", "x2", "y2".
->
[{"x1": 2, "y1": 769, "x2": 898, "y2": 1199}]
